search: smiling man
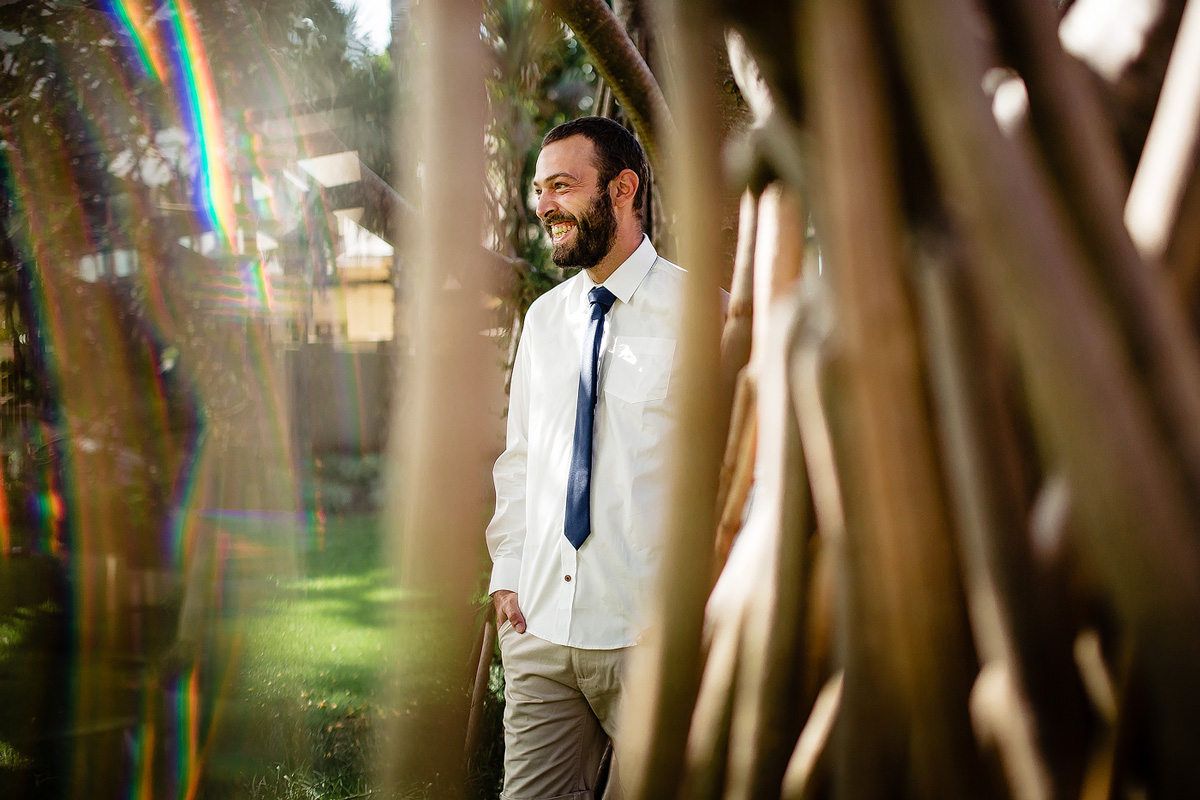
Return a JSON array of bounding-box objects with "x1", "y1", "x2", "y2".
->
[{"x1": 485, "y1": 117, "x2": 684, "y2": 800}]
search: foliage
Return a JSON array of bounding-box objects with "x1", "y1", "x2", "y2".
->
[
  {"x1": 0, "y1": 514, "x2": 432, "y2": 799},
  {"x1": 339, "y1": 52, "x2": 398, "y2": 186},
  {"x1": 0, "y1": 0, "x2": 391, "y2": 561},
  {"x1": 481, "y1": 0, "x2": 597, "y2": 329},
  {"x1": 0, "y1": 3, "x2": 404, "y2": 796},
  {"x1": 314, "y1": 453, "x2": 385, "y2": 517}
]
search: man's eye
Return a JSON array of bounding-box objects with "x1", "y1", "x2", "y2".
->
[{"x1": 554, "y1": 183, "x2": 567, "y2": 190}]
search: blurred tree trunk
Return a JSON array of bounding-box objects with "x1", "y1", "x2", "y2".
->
[{"x1": 380, "y1": 1, "x2": 502, "y2": 798}]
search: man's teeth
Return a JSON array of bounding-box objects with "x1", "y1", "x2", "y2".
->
[{"x1": 551, "y1": 222, "x2": 573, "y2": 237}]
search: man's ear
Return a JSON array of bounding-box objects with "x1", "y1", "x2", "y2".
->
[{"x1": 610, "y1": 168, "x2": 639, "y2": 210}]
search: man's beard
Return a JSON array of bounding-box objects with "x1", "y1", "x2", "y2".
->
[{"x1": 547, "y1": 191, "x2": 618, "y2": 268}]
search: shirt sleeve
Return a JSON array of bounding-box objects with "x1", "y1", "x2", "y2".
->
[{"x1": 486, "y1": 321, "x2": 531, "y2": 595}]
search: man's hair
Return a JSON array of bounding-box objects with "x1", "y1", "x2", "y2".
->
[{"x1": 543, "y1": 117, "x2": 650, "y2": 216}]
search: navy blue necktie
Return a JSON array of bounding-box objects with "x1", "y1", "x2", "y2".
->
[{"x1": 564, "y1": 285, "x2": 617, "y2": 549}]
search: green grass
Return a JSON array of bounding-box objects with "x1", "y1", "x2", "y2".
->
[
  {"x1": 239, "y1": 525, "x2": 404, "y2": 710},
  {"x1": 0, "y1": 560, "x2": 72, "y2": 796},
  {"x1": 206, "y1": 514, "x2": 402, "y2": 792},
  {"x1": 0, "y1": 509, "x2": 504, "y2": 800},
  {"x1": 204, "y1": 513, "x2": 501, "y2": 799},
  {"x1": 0, "y1": 741, "x2": 29, "y2": 770}
]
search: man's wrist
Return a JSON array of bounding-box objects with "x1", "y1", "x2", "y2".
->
[{"x1": 488, "y1": 557, "x2": 522, "y2": 595}]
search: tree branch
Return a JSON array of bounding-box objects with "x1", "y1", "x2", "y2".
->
[
  {"x1": 887, "y1": 0, "x2": 1200, "y2": 792},
  {"x1": 804, "y1": 0, "x2": 987, "y2": 795},
  {"x1": 541, "y1": 0, "x2": 672, "y2": 168},
  {"x1": 986, "y1": 0, "x2": 1200, "y2": 523}
]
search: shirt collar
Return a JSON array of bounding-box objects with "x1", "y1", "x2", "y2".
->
[{"x1": 586, "y1": 234, "x2": 657, "y2": 305}]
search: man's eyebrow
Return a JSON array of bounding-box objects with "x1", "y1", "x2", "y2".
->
[{"x1": 533, "y1": 171, "x2": 577, "y2": 187}]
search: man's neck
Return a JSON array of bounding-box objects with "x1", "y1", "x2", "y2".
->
[{"x1": 584, "y1": 228, "x2": 644, "y2": 285}]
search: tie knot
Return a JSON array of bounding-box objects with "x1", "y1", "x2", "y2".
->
[{"x1": 589, "y1": 285, "x2": 616, "y2": 312}]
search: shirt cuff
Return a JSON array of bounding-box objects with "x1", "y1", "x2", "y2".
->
[{"x1": 489, "y1": 557, "x2": 522, "y2": 596}]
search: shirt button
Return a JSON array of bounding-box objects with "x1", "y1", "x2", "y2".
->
[{"x1": 564, "y1": 575, "x2": 572, "y2": 582}]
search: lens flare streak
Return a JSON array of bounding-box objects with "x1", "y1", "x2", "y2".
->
[
  {"x1": 107, "y1": 0, "x2": 237, "y2": 244},
  {"x1": 105, "y1": 0, "x2": 169, "y2": 83},
  {"x1": 164, "y1": 0, "x2": 237, "y2": 245}
]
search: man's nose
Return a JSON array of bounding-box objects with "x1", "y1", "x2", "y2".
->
[{"x1": 536, "y1": 193, "x2": 557, "y2": 220}]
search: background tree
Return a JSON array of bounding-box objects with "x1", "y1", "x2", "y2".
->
[
  {"x1": 0, "y1": 2, "x2": 391, "y2": 796},
  {"x1": 482, "y1": 0, "x2": 596, "y2": 349}
]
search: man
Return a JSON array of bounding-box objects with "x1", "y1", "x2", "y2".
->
[{"x1": 486, "y1": 116, "x2": 685, "y2": 799}]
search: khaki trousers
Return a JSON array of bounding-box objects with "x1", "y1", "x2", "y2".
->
[{"x1": 498, "y1": 621, "x2": 629, "y2": 800}]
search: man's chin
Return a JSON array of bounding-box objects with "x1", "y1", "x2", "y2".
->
[{"x1": 551, "y1": 246, "x2": 591, "y2": 269}]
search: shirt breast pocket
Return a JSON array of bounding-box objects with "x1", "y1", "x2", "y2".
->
[{"x1": 604, "y1": 336, "x2": 676, "y2": 404}]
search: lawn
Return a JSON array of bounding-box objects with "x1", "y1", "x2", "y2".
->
[
  {"x1": 206, "y1": 514, "x2": 403, "y2": 795},
  {"x1": 0, "y1": 512, "x2": 504, "y2": 800},
  {"x1": 203, "y1": 513, "x2": 499, "y2": 799}
]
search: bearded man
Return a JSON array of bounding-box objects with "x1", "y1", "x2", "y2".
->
[{"x1": 485, "y1": 116, "x2": 684, "y2": 800}]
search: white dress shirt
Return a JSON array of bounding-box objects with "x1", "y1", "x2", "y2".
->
[{"x1": 487, "y1": 235, "x2": 684, "y2": 649}]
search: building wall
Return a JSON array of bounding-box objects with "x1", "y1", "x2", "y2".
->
[{"x1": 286, "y1": 342, "x2": 391, "y2": 455}]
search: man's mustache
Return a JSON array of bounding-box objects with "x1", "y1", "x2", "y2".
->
[{"x1": 543, "y1": 211, "x2": 577, "y2": 229}]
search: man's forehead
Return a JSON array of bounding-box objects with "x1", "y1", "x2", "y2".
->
[{"x1": 535, "y1": 135, "x2": 597, "y2": 180}]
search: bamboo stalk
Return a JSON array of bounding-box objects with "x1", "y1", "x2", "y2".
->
[
  {"x1": 691, "y1": 188, "x2": 763, "y2": 796},
  {"x1": 713, "y1": 374, "x2": 757, "y2": 572},
  {"x1": 968, "y1": 663, "x2": 1051, "y2": 800},
  {"x1": 721, "y1": 190, "x2": 759, "y2": 399},
  {"x1": 788, "y1": 279, "x2": 840, "y2": 712},
  {"x1": 1166, "y1": 158, "x2": 1200, "y2": 308},
  {"x1": 681, "y1": 593, "x2": 747, "y2": 800},
  {"x1": 750, "y1": 185, "x2": 805, "y2": 371},
  {"x1": 1128, "y1": 0, "x2": 1200, "y2": 308},
  {"x1": 723, "y1": 29, "x2": 809, "y2": 204},
  {"x1": 713, "y1": 189, "x2": 762, "y2": 571},
  {"x1": 789, "y1": 281, "x2": 841, "y2": 552},
  {"x1": 463, "y1": 617, "x2": 497, "y2": 763},
  {"x1": 780, "y1": 671, "x2": 843, "y2": 800},
  {"x1": 914, "y1": 232, "x2": 1090, "y2": 799},
  {"x1": 716, "y1": 0, "x2": 805, "y2": 130},
  {"x1": 713, "y1": 187, "x2": 810, "y2": 795},
  {"x1": 1125, "y1": 0, "x2": 1200, "y2": 266},
  {"x1": 715, "y1": 185, "x2": 805, "y2": 573}
]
